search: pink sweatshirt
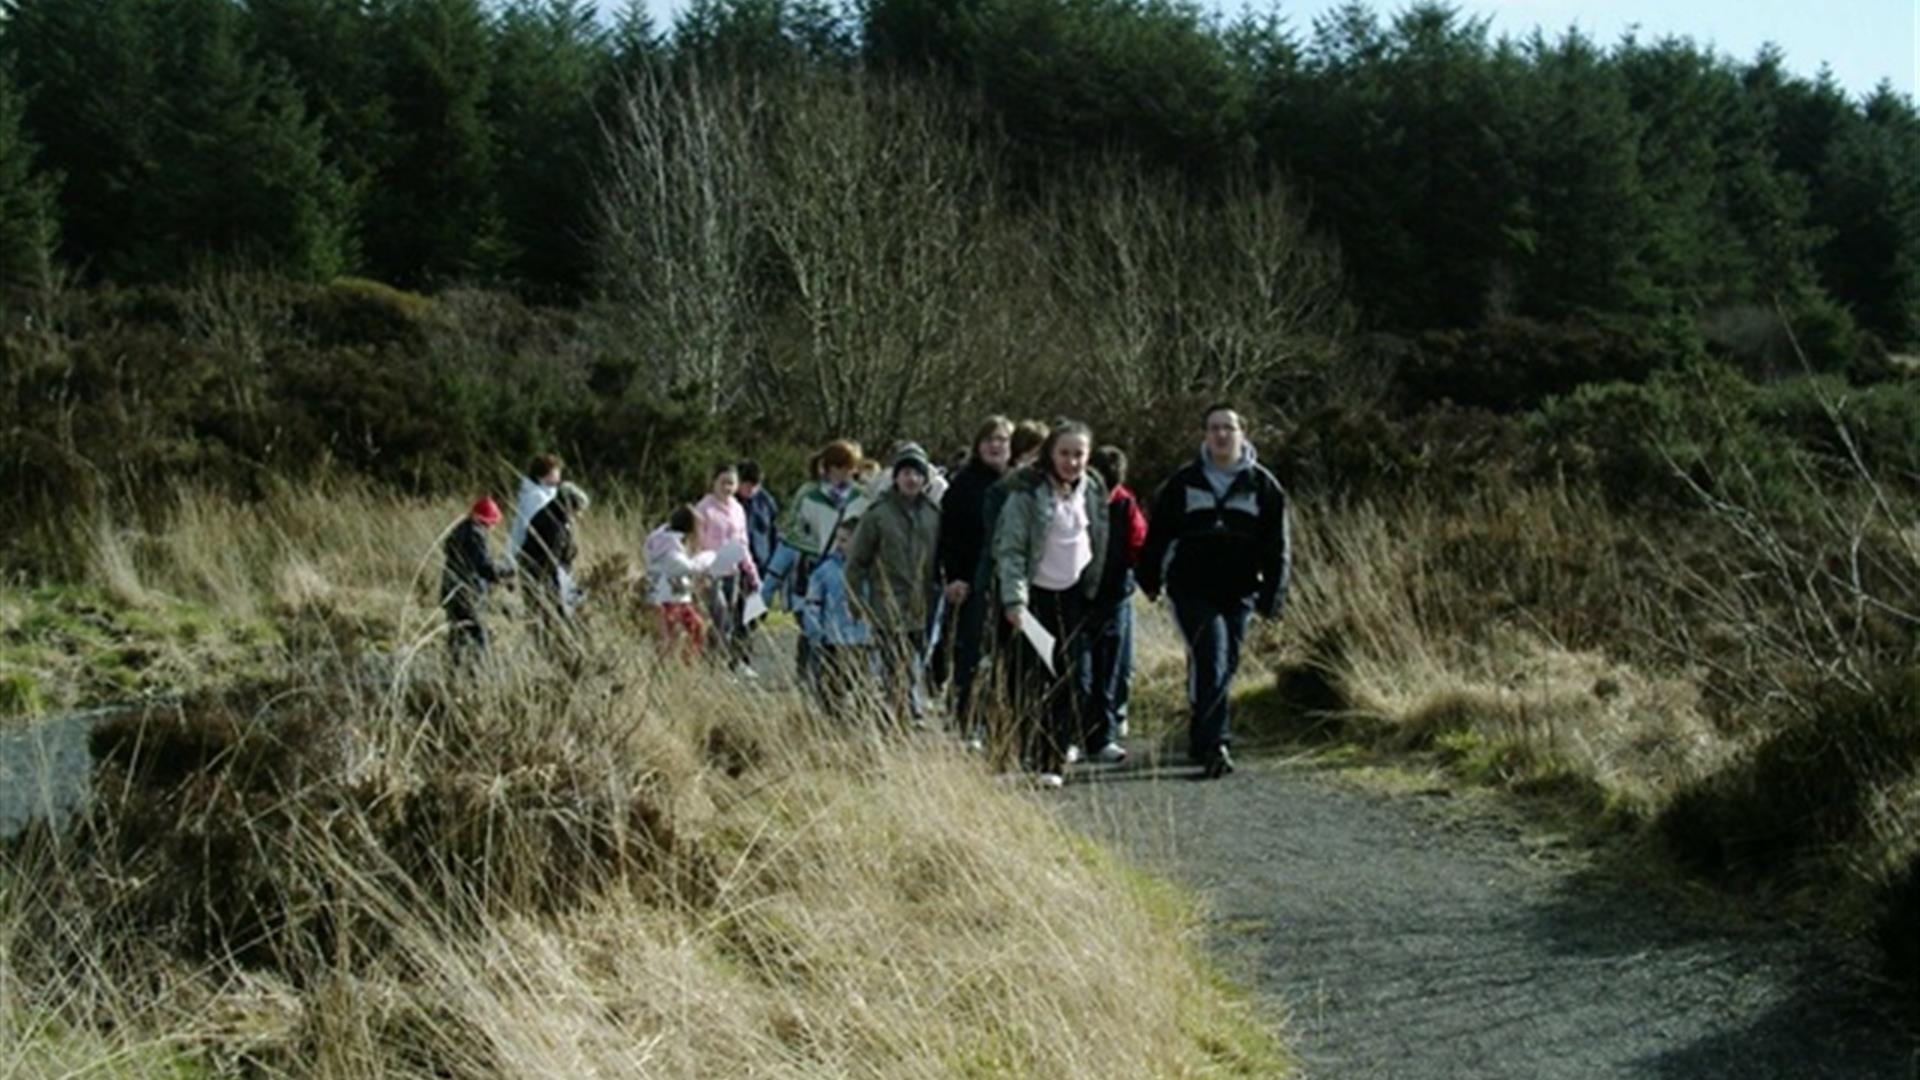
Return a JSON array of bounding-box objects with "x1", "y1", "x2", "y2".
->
[{"x1": 693, "y1": 494, "x2": 760, "y2": 587}]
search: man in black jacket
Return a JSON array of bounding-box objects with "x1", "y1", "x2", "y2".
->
[
  {"x1": 442, "y1": 497, "x2": 508, "y2": 668},
  {"x1": 1138, "y1": 404, "x2": 1291, "y2": 779}
]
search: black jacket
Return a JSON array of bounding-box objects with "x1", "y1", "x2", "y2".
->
[
  {"x1": 937, "y1": 458, "x2": 1001, "y2": 587},
  {"x1": 441, "y1": 519, "x2": 505, "y2": 609},
  {"x1": 522, "y1": 499, "x2": 577, "y2": 584},
  {"x1": 1138, "y1": 454, "x2": 1290, "y2": 615}
]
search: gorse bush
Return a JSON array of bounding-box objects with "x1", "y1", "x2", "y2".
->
[{"x1": 0, "y1": 277, "x2": 766, "y2": 574}]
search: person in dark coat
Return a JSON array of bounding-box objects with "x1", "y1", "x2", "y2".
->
[
  {"x1": 1138, "y1": 404, "x2": 1291, "y2": 780},
  {"x1": 736, "y1": 459, "x2": 781, "y2": 583},
  {"x1": 935, "y1": 416, "x2": 1013, "y2": 739},
  {"x1": 442, "y1": 496, "x2": 508, "y2": 668},
  {"x1": 521, "y1": 481, "x2": 591, "y2": 650}
]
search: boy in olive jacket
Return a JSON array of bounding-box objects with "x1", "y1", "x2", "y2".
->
[{"x1": 847, "y1": 448, "x2": 941, "y2": 724}]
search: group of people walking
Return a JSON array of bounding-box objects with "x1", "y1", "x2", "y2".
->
[{"x1": 439, "y1": 404, "x2": 1290, "y2": 785}]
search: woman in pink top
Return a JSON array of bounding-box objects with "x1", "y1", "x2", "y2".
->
[{"x1": 694, "y1": 463, "x2": 762, "y2": 672}]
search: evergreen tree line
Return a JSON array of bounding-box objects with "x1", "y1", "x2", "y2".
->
[{"x1": 0, "y1": 0, "x2": 1914, "y2": 348}]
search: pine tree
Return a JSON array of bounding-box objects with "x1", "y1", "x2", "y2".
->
[
  {"x1": 488, "y1": 0, "x2": 609, "y2": 298},
  {"x1": 1816, "y1": 86, "x2": 1920, "y2": 347},
  {"x1": 2, "y1": 0, "x2": 165, "y2": 280},
  {"x1": 149, "y1": 0, "x2": 354, "y2": 279},
  {"x1": 362, "y1": 0, "x2": 508, "y2": 286},
  {"x1": 2, "y1": 0, "x2": 350, "y2": 281},
  {"x1": 244, "y1": 0, "x2": 396, "y2": 211},
  {"x1": 0, "y1": 61, "x2": 58, "y2": 288},
  {"x1": 1508, "y1": 29, "x2": 1658, "y2": 318},
  {"x1": 1283, "y1": 2, "x2": 1522, "y2": 328},
  {"x1": 673, "y1": 0, "x2": 852, "y2": 75}
]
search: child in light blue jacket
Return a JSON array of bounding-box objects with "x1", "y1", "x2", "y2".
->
[{"x1": 804, "y1": 519, "x2": 873, "y2": 715}]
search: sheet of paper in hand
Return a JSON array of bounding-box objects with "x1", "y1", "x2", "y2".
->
[{"x1": 1018, "y1": 609, "x2": 1056, "y2": 676}]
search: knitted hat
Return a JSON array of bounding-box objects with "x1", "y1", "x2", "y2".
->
[
  {"x1": 891, "y1": 445, "x2": 932, "y2": 480},
  {"x1": 470, "y1": 496, "x2": 503, "y2": 526}
]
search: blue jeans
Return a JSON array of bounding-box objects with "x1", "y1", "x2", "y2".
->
[
  {"x1": 1168, "y1": 588, "x2": 1255, "y2": 762},
  {"x1": 1086, "y1": 588, "x2": 1134, "y2": 750}
]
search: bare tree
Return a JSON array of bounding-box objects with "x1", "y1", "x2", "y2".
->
[
  {"x1": 596, "y1": 66, "x2": 764, "y2": 417},
  {"x1": 756, "y1": 75, "x2": 997, "y2": 440},
  {"x1": 1049, "y1": 165, "x2": 1348, "y2": 423}
]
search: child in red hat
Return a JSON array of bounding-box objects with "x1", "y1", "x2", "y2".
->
[{"x1": 442, "y1": 496, "x2": 509, "y2": 667}]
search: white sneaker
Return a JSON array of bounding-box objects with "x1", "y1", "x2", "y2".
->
[
  {"x1": 1116, "y1": 719, "x2": 1129, "y2": 739},
  {"x1": 1034, "y1": 772, "x2": 1065, "y2": 790},
  {"x1": 1095, "y1": 743, "x2": 1129, "y2": 764},
  {"x1": 736, "y1": 664, "x2": 761, "y2": 680},
  {"x1": 1064, "y1": 745, "x2": 1083, "y2": 765}
]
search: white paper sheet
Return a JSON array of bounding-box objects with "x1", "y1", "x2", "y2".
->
[
  {"x1": 742, "y1": 592, "x2": 769, "y2": 625},
  {"x1": 1018, "y1": 609, "x2": 1056, "y2": 676}
]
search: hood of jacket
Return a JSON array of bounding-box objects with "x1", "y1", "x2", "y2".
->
[{"x1": 644, "y1": 525, "x2": 685, "y2": 561}]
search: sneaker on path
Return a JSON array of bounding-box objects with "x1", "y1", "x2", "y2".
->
[
  {"x1": 1034, "y1": 772, "x2": 1066, "y2": 790},
  {"x1": 1201, "y1": 745, "x2": 1235, "y2": 780},
  {"x1": 1094, "y1": 743, "x2": 1129, "y2": 765}
]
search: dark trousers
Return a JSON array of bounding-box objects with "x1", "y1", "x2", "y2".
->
[
  {"x1": 789, "y1": 555, "x2": 821, "y2": 690},
  {"x1": 445, "y1": 599, "x2": 487, "y2": 669},
  {"x1": 1004, "y1": 586, "x2": 1090, "y2": 774},
  {"x1": 1168, "y1": 587, "x2": 1255, "y2": 761},
  {"x1": 946, "y1": 586, "x2": 989, "y2": 734},
  {"x1": 1086, "y1": 584, "x2": 1134, "y2": 751}
]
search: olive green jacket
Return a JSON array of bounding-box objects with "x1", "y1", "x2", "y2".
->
[
  {"x1": 845, "y1": 489, "x2": 941, "y2": 633},
  {"x1": 992, "y1": 467, "x2": 1109, "y2": 611}
]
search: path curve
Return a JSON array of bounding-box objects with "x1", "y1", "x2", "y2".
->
[{"x1": 1061, "y1": 754, "x2": 1918, "y2": 1079}]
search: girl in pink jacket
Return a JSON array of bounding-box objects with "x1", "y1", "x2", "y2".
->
[{"x1": 694, "y1": 463, "x2": 762, "y2": 672}]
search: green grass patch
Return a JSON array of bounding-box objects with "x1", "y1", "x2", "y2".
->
[{"x1": 0, "y1": 584, "x2": 280, "y2": 721}]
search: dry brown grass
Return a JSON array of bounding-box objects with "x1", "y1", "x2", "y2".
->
[
  {"x1": 0, "y1": 488, "x2": 1290, "y2": 1078},
  {"x1": 1264, "y1": 486, "x2": 1736, "y2": 821}
]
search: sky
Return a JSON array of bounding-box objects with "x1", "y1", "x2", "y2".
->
[{"x1": 625, "y1": 0, "x2": 1918, "y2": 102}]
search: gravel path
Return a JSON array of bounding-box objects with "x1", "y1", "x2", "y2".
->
[{"x1": 1061, "y1": 753, "x2": 1918, "y2": 1079}]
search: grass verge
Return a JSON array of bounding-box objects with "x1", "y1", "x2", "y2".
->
[{"x1": 1, "y1": 487, "x2": 1292, "y2": 1078}]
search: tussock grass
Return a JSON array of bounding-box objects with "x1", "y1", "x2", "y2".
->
[
  {"x1": 1, "y1": 488, "x2": 1290, "y2": 1077},
  {"x1": 1263, "y1": 487, "x2": 1732, "y2": 821}
]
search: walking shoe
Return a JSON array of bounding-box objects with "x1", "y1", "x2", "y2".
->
[
  {"x1": 1094, "y1": 743, "x2": 1129, "y2": 764},
  {"x1": 1034, "y1": 772, "x2": 1066, "y2": 790},
  {"x1": 1201, "y1": 745, "x2": 1235, "y2": 780}
]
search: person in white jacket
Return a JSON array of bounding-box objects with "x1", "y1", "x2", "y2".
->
[
  {"x1": 645, "y1": 506, "x2": 718, "y2": 662},
  {"x1": 507, "y1": 453, "x2": 564, "y2": 570}
]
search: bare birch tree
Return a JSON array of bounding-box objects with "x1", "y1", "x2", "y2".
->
[
  {"x1": 1050, "y1": 166, "x2": 1348, "y2": 422},
  {"x1": 756, "y1": 76, "x2": 996, "y2": 439},
  {"x1": 596, "y1": 67, "x2": 763, "y2": 417}
]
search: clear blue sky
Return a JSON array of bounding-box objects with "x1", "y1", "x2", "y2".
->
[{"x1": 624, "y1": 0, "x2": 1917, "y2": 102}]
